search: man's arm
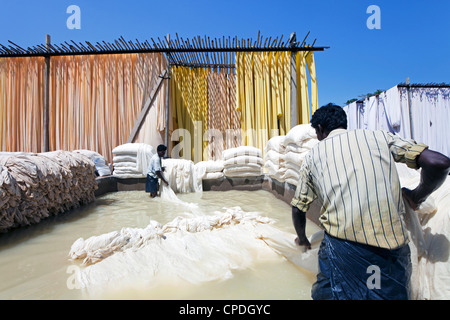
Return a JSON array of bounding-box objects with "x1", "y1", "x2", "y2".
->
[
  {"x1": 156, "y1": 171, "x2": 169, "y2": 185},
  {"x1": 402, "y1": 149, "x2": 450, "y2": 210},
  {"x1": 292, "y1": 206, "x2": 311, "y2": 249}
]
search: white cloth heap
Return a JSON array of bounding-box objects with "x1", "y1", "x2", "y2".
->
[
  {"x1": 264, "y1": 124, "x2": 318, "y2": 186},
  {"x1": 74, "y1": 149, "x2": 111, "y2": 177},
  {"x1": 395, "y1": 163, "x2": 450, "y2": 300},
  {"x1": 112, "y1": 143, "x2": 155, "y2": 178},
  {"x1": 264, "y1": 135, "x2": 286, "y2": 181},
  {"x1": 194, "y1": 160, "x2": 225, "y2": 180},
  {"x1": 162, "y1": 158, "x2": 203, "y2": 193},
  {"x1": 222, "y1": 146, "x2": 263, "y2": 178},
  {"x1": 0, "y1": 151, "x2": 97, "y2": 232},
  {"x1": 68, "y1": 206, "x2": 321, "y2": 295}
]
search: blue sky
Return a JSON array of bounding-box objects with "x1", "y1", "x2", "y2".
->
[{"x1": 1, "y1": 0, "x2": 449, "y2": 106}]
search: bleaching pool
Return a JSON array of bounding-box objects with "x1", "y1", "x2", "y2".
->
[{"x1": 0, "y1": 189, "x2": 321, "y2": 300}]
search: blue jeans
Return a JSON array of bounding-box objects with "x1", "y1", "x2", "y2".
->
[{"x1": 311, "y1": 233, "x2": 411, "y2": 300}]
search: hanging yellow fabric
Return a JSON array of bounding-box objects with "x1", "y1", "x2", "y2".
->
[
  {"x1": 306, "y1": 51, "x2": 319, "y2": 115},
  {"x1": 296, "y1": 51, "x2": 310, "y2": 124},
  {"x1": 170, "y1": 66, "x2": 208, "y2": 162},
  {"x1": 235, "y1": 51, "x2": 292, "y2": 150}
]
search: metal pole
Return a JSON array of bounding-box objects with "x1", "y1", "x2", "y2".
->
[
  {"x1": 164, "y1": 34, "x2": 170, "y2": 153},
  {"x1": 43, "y1": 34, "x2": 50, "y2": 152},
  {"x1": 406, "y1": 77, "x2": 414, "y2": 139}
]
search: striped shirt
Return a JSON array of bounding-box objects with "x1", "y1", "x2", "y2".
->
[{"x1": 291, "y1": 128, "x2": 428, "y2": 249}]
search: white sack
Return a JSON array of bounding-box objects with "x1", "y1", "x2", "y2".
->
[
  {"x1": 222, "y1": 146, "x2": 262, "y2": 161},
  {"x1": 284, "y1": 124, "x2": 317, "y2": 147}
]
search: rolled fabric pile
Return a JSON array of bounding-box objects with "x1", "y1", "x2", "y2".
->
[
  {"x1": 112, "y1": 143, "x2": 155, "y2": 178},
  {"x1": 222, "y1": 146, "x2": 263, "y2": 178},
  {"x1": 194, "y1": 160, "x2": 224, "y2": 180},
  {"x1": 282, "y1": 124, "x2": 318, "y2": 186},
  {"x1": 74, "y1": 149, "x2": 111, "y2": 177},
  {"x1": 263, "y1": 135, "x2": 286, "y2": 182},
  {"x1": 0, "y1": 151, "x2": 97, "y2": 232}
]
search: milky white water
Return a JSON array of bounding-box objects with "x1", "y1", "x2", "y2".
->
[{"x1": 0, "y1": 189, "x2": 321, "y2": 300}]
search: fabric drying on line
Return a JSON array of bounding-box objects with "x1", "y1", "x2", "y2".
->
[{"x1": 343, "y1": 85, "x2": 450, "y2": 157}]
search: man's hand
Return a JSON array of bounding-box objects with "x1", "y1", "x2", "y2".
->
[
  {"x1": 295, "y1": 236, "x2": 311, "y2": 250},
  {"x1": 402, "y1": 187, "x2": 423, "y2": 211}
]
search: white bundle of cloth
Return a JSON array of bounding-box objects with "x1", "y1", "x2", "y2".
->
[
  {"x1": 0, "y1": 151, "x2": 97, "y2": 232},
  {"x1": 282, "y1": 124, "x2": 318, "y2": 186},
  {"x1": 112, "y1": 143, "x2": 155, "y2": 178},
  {"x1": 74, "y1": 149, "x2": 111, "y2": 177},
  {"x1": 194, "y1": 160, "x2": 224, "y2": 180},
  {"x1": 395, "y1": 163, "x2": 450, "y2": 300},
  {"x1": 263, "y1": 135, "x2": 286, "y2": 182},
  {"x1": 222, "y1": 146, "x2": 263, "y2": 178},
  {"x1": 162, "y1": 158, "x2": 203, "y2": 193},
  {"x1": 67, "y1": 206, "x2": 321, "y2": 294}
]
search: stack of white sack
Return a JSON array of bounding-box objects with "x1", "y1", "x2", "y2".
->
[
  {"x1": 282, "y1": 124, "x2": 318, "y2": 186},
  {"x1": 112, "y1": 143, "x2": 155, "y2": 178},
  {"x1": 222, "y1": 146, "x2": 263, "y2": 178},
  {"x1": 194, "y1": 160, "x2": 224, "y2": 181},
  {"x1": 264, "y1": 135, "x2": 286, "y2": 182},
  {"x1": 0, "y1": 151, "x2": 97, "y2": 232},
  {"x1": 74, "y1": 149, "x2": 111, "y2": 177},
  {"x1": 162, "y1": 158, "x2": 203, "y2": 193},
  {"x1": 395, "y1": 163, "x2": 450, "y2": 300}
]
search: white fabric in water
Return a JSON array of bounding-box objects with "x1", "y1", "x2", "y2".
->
[
  {"x1": 68, "y1": 206, "x2": 321, "y2": 295},
  {"x1": 159, "y1": 183, "x2": 199, "y2": 211}
]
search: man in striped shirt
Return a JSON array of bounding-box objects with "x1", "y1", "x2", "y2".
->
[{"x1": 291, "y1": 104, "x2": 450, "y2": 300}]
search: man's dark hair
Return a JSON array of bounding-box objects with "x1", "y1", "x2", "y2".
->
[
  {"x1": 157, "y1": 144, "x2": 167, "y2": 152},
  {"x1": 311, "y1": 103, "x2": 347, "y2": 132}
]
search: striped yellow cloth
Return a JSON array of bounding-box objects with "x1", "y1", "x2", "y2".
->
[{"x1": 291, "y1": 128, "x2": 428, "y2": 249}]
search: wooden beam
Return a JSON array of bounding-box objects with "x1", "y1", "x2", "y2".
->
[
  {"x1": 126, "y1": 69, "x2": 168, "y2": 143},
  {"x1": 290, "y1": 52, "x2": 297, "y2": 129},
  {"x1": 164, "y1": 34, "x2": 170, "y2": 151},
  {"x1": 43, "y1": 34, "x2": 50, "y2": 152}
]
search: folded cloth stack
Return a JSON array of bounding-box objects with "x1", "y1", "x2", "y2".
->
[
  {"x1": 0, "y1": 151, "x2": 97, "y2": 232},
  {"x1": 162, "y1": 158, "x2": 203, "y2": 193},
  {"x1": 282, "y1": 124, "x2": 318, "y2": 186},
  {"x1": 74, "y1": 149, "x2": 111, "y2": 176},
  {"x1": 222, "y1": 146, "x2": 263, "y2": 178},
  {"x1": 194, "y1": 160, "x2": 224, "y2": 181},
  {"x1": 264, "y1": 135, "x2": 287, "y2": 182},
  {"x1": 112, "y1": 143, "x2": 155, "y2": 178}
]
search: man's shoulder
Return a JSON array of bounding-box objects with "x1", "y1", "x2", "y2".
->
[{"x1": 151, "y1": 153, "x2": 160, "y2": 160}]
